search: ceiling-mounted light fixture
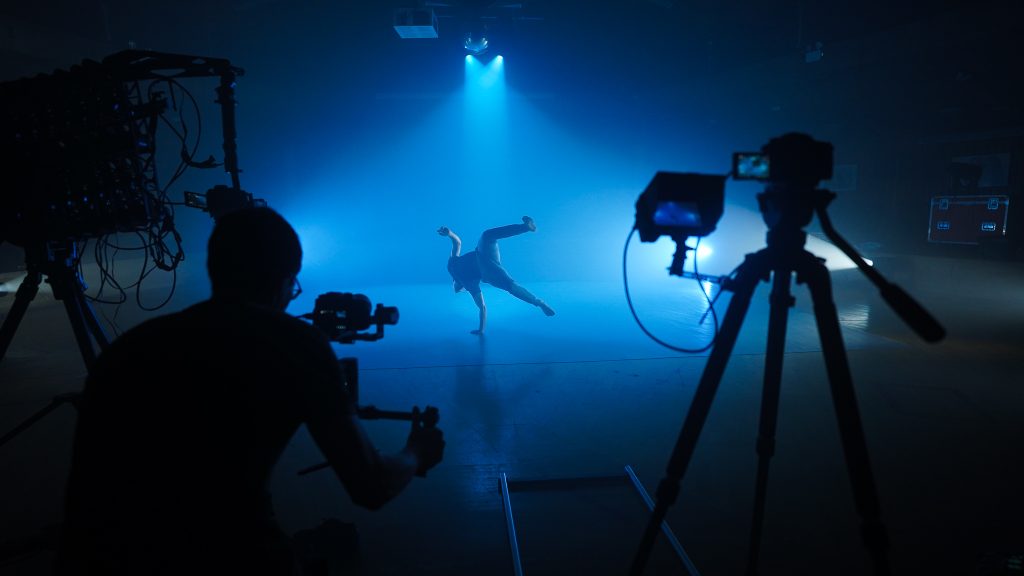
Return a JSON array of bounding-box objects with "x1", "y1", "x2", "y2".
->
[{"x1": 464, "y1": 33, "x2": 489, "y2": 55}]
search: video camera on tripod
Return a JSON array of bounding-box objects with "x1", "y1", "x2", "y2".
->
[
  {"x1": 634, "y1": 133, "x2": 943, "y2": 343},
  {"x1": 295, "y1": 292, "x2": 440, "y2": 478},
  {"x1": 628, "y1": 133, "x2": 946, "y2": 576},
  {"x1": 634, "y1": 133, "x2": 834, "y2": 276}
]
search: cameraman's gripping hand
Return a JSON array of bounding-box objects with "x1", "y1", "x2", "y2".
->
[{"x1": 406, "y1": 406, "x2": 445, "y2": 477}]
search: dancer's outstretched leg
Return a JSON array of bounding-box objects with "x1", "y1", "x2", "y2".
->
[
  {"x1": 505, "y1": 282, "x2": 556, "y2": 316},
  {"x1": 477, "y1": 216, "x2": 536, "y2": 266}
]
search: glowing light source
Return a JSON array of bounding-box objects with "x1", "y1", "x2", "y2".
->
[
  {"x1": 465, "y1": 53, "x2": 505, "y2": 89},
  {"x1": 695, "y1": 243, "x2": 712, "y2": 261},
  {"x1": 464, "y1": 34, "x2": 489, "y2": 55}
]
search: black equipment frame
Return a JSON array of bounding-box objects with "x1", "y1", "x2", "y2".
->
[{"x1": 0, "y1": 50, "x2": 246, "y2": 448}]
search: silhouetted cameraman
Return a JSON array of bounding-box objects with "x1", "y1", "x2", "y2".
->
[{"x1": 56, "y1": 207, "x2": 444, "y2": 575}]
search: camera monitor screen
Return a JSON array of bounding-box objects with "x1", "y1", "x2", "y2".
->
[
  {"x1": 733, "y1": 152, "x2": 770, "y2": 180},
  {"x1": 653, "y1": 201, "x2": 702, "y2": 227}
]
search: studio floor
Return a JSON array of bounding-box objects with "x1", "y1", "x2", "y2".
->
[{"x1": 1, "y1": 254, "x2": 1023, "y2": 575}]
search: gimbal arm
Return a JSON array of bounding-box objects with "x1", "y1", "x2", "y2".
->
[
  {"x1": 296, "y1": 357, "x2": 440, "y2": 478},
  {"x1": 295, "y1": 407, "x2": 440, "y2": 477}
]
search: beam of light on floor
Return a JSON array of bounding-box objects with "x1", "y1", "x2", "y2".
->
[{"x1": 805, "y1": 235, "x2": 872, "y2": 270}]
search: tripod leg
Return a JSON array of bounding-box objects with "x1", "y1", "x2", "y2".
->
[
  {"x1": 745, "y1": 265, "x2": 794, "y2": 576},
  {"x1": 0, "y1": 272, "x2": 42, "y2": 365},
  {"x1": 62, "y1": 293, "x2": 98, "y2": 369},
  {"x1": 76, "y1": 289, "x2": 110, "y2": 350},
  {"x1": 41, "y1": 259, "x2": 107, "y2": 370},
  {"x1": 630, "y1": 251, "x2": 770, "y2": 576},
  {"x1": 800, "y1": 255, "x2": 891, "y2": 576},
  {"x1": 0, "y1": 392, "x2": 80, "y2": 449}
]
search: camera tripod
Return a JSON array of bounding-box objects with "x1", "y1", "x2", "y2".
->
[
  {"x1": 0, "y1": 241, "x2": 109, "y2": 449},
  {"x1": 630, "y1": 188, "x2": 944, "y2": 576}
]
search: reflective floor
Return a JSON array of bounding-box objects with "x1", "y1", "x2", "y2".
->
[{"x1": 2, "y1": 254, "x2": 1023, "y2": 575}]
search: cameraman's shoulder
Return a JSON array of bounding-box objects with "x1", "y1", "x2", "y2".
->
[
  {"x1": 91, "y1": 305, "x2": 197, "y2": 375},
  {"x1": 266, "y1": 307, "x2": 337, "y2": 356},
  {"x1": 109, "y1": 304, "x2": 195, "y2": 346}
]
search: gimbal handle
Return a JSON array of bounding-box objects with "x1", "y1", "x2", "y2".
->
[
  {"x1": 294, "y1": 406, "x2": 440, "y2": 477},
  {"x1": 297, "y1": 358, "x2": 440, "y2": 478}
]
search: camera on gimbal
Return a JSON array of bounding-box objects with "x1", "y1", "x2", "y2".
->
[
  {"x1": 294, "y1": 292, "x2": 441, "y2": 479},
  {"x1": 301, "y1": 292, "x2": 399, "y2": 344}
]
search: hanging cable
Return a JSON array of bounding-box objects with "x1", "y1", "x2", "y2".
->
[{"x1": 622, "y1": 227, "x2": 721, "y2": 353}]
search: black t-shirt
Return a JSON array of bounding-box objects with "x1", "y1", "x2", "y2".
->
[
  {"x1": 447, "y1": 252, "x2": 482, "y2": 294},
  {"x1": 57, "y1": 299, "x2": 350, "y2": 575}
]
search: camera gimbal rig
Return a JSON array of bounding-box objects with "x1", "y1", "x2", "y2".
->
[
  {"x1": 630, "y1": 133, "x2": 944, "y2": 576},
  {"x1": 296, "y1": 292, "x2": 441, "y2": 478}
]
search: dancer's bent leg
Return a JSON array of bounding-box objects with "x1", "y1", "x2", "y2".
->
[{"x1": 505, "y1": 282, "x2": 555, "y2": 316}]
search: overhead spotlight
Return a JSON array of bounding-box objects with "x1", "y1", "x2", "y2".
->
[{"x1": 464, "y1": 33, "x2": 489, "y2": 55}]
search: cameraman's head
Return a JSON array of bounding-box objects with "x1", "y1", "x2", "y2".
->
[{"x1": 207, "y1": 207, "x2": 302, "y2": 310}]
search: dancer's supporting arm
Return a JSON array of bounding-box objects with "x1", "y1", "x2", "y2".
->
[{"x1": 470, "y1": 291, "x2": 487, "y2": 335}]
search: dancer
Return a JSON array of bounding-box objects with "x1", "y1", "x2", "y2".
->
[{"x1": 438, "y1": 216, "x2": 555, "y2": 335}]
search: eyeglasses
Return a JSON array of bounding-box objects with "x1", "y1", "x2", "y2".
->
[{"x1": 290, "y1": 277, "x2": 302, "y2": 301}]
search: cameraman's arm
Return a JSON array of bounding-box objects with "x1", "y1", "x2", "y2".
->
[
  {"x1": 302, "y1": 350, "x2": 430, "y2": 510},
  {"x1": 306, "y1": 402, "x2": 419, "y2": 510}
]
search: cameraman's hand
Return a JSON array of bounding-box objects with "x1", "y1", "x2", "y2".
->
[
  {"x1": 437, "y1": 226, "x2": 451, "y2": 237},
  {"x1": 406, "y1": 407, "x2": 445, "y2": 476}
]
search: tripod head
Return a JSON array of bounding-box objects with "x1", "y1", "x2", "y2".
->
[
  {"x1": 744, "y1": 132, "x2": 834, "y2": 232},
  {"x1": 738, "y1": 132, "x2": 944, "y2": 342},
  {"x1": 743, "y1": 132, "x2": 946, "y2": 343}
]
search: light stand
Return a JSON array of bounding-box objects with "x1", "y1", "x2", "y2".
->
[
  {"x1": 1, "y1": 50, "x2": 247, "y2": 448},
  {"x1": 0, "y1": 242, "x2": 109, "y2": 449}
]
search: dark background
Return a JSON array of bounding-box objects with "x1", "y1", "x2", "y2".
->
[
  {"x1": 2, "y1": 0, "x2": 1022, "y2": 283},
  {"x1": 2, "y1": 2, "x2": 1023, "y2": 575}
]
